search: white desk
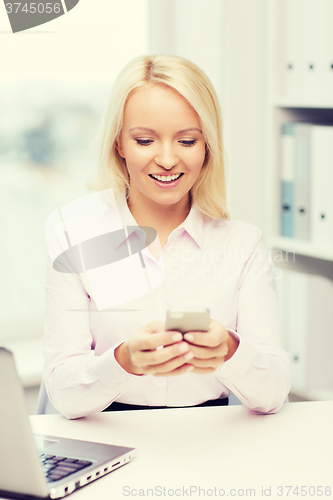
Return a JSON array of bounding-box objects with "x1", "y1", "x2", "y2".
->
[{"x1": 25, "y1": 401, "x2": 333, "y2": 499}]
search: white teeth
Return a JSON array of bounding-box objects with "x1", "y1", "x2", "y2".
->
[{"x1": 151, "y1": 173, "x2": 182, "y2": 182}]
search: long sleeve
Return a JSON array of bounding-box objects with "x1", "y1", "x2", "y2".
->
[
  {"x1": 43, "y1": 255, "x2": 139, "y2": 419},
  {"x1": 214, "y1": 233, "x2": 291, "y2": 414}
]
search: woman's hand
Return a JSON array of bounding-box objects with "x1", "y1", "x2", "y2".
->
[
  {"x1": 114, "y1": 320, "x2": 195, "y2": 376},
  {"x1": 182, "y1": 319, "x2": 239, "y2": 374}
]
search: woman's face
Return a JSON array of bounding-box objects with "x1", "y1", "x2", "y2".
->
[{"x1": 116, "y1": 84, "x2": 206, "y2": 209}]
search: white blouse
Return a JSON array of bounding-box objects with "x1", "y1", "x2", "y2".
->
[{"x1": 43, "y1": 188, "x2": 290, "y2": 419}]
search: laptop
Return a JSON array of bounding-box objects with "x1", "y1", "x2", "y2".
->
[{"x1": 0, "y1": 347, "x2": 136, "y2": 499}]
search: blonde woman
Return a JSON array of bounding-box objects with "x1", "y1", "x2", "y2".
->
[{"x1": 43, "y1": 54, "x2": 290, "y2": 419}]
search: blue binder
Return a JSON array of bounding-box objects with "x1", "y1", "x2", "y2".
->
[
  {"x1": 281, "y1": 181, "x2": 294, "y2": 237},
  {"x1": 294, "y1": 124, "x2": 311, "y2": 240},
  {"x1": 280, "y1": 123, "x2": 295, "y2": 237}
]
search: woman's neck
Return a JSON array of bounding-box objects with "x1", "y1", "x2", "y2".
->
[{"x1": 127, "y1": 189, "x2": 191, "y2": 234}]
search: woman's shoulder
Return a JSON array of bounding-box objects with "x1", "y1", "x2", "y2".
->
[
  {"x1": 205, "y1": 216, "x2": 263, "y2": 248},
  {"x1": 45, "y1": 190, "x2": 121, "y2": 261},
  {"x1": 210, "y1": 216, "x2": 262, "y2": 237}
]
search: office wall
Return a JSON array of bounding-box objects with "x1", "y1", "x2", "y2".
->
[
  {"x1": 149, "y1": 0, "x2": 267, "y2": 229},
  {"x1": 221, "y1": 0, "x2": 266, "y2": 228}
]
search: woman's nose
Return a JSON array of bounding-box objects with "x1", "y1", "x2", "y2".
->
[{"x1": 154, "y1": 143, "x2": 179, "y2": 169}]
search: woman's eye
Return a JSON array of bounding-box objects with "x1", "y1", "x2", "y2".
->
[
  {"x1": 135, "y1": 139, "x2": 197, "y2": 147},
  {"x1": 135, "y1": 139, "x2": 152, "y2": 146}
]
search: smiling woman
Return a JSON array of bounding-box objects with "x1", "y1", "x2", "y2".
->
[
  {"x1": 43, "y1": 54, "x2": 291, "y2": 419},
  {"x1": 115, "y1": 84, "x2": 207, "y2": 241},
  {"x1": 91, "y1": 54, "x2": 229, "y2": 221}
]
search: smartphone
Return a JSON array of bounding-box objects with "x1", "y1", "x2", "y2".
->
[{"x1": 165, "y1": 308, "x2": 210, "y2": 334}]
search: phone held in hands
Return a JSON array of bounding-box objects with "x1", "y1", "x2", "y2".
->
[{"x1": 165, "y1": 308, "x2": 210, "y2": 335}]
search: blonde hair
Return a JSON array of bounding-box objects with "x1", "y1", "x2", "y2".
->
[{"x1": 89, "y1": 54, "x2": 230, "y2": 220}]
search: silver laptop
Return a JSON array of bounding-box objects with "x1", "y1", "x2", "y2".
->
[{"x1": 0, "y1": 347, "x2": 136, "y2": 499}]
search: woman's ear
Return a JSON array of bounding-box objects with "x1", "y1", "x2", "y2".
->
[{"x1": 116, "y1": 140, "x2": 125, "y2": 158}]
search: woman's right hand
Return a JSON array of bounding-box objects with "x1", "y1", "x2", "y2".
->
[{"x1": 114, "y1": 320, "x2": 194, "y2": 376}]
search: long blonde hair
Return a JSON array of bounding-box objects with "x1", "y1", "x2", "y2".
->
[{"x1": 89, "y1": 54, "x2": 230, "y2": 220}]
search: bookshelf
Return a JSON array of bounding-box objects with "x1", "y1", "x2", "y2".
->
[{"x1": 264, "y1": 0, "x2": 333, "y2": 401}]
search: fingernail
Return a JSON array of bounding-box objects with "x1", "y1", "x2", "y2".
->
[
  {"x1": 178, "y1": 343, "x2": 189, "y2": 353},
  {"x1": 184, "y1": 352, "x2": 194, "y2": 360},
  {"x1": 172, "y1": 333, "x2": 183, "y2": 342},
  {"x1": 184, "y1": 333, "x2": 194, "y2": 342},
  {"x1": 186, "y1": 365, "x2": 194, "y2": 372}
]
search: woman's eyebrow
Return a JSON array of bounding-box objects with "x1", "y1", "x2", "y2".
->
[{"x1": 129, "y1": 127, "x2": 202, "y2": 134}]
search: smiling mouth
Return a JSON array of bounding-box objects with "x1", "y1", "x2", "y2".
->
[{"x1": 149, "y1": 173, "x2": 184, "y2": 183}]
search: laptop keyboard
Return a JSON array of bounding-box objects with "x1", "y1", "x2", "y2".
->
[{"x1": 39, "y1": 454, "x2": 92, "y2": 483}]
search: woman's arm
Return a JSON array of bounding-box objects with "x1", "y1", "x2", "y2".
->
[
  {"x1": 177, "y1": 231, "x2": 290, "y2": 414},
  {"x1": 213, "y1": 234, "x2": 291, "y2": 414},
  {"x1": 43, "y1": 255, "x2": 139, "y2": 419},
  {"x1": 44, "y1": 258, "x2": 196, "y2": 418}
]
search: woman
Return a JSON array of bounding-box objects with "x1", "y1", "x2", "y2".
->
[{"x1": 43, "y1": 54, "x2": 290, "y2": 419}]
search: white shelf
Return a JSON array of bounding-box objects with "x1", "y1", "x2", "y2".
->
[
  {"x1": 273, "y1": 97, "x2": 333, "y2": 109},
  {"x1": 270, "y1": 237, "x2": 333, "y2": 262}
]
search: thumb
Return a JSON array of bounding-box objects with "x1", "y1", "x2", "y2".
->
[{"x1": 146, "y1": 320, "x2": 166, "y2": 333}]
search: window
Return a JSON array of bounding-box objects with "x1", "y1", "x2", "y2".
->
[{"x1": 0, "y1": 0, "x2": 149, "y2": 340}]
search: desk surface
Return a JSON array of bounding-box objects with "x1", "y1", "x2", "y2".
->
[{"x1": 25, "y1": 401, "x2": 333, "y2": 499}]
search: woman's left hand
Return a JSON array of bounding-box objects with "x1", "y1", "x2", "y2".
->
[{"x1": 182, "y1": 319, "x2": 239, "y2": 374}]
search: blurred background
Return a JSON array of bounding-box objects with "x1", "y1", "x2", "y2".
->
[{"x1": 0, "y1": 0, "x2": 332, "y2": 413}]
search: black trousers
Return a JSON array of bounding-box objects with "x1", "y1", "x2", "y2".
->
[{"x1": 103, "y1": 397, "x2": 229, "y2": 412}]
